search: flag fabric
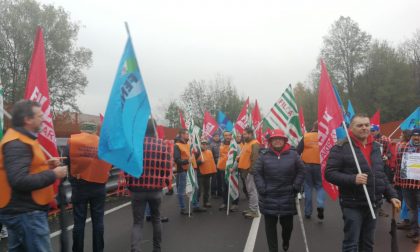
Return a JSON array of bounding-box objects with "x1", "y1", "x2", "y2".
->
[
  {"x1": 318, "y1": 60, "x2": 344, "y2": 200},
  {"x1": 370, "y1": 110, "x2": 380, "y2": 130},
  {"x1": 225, "y1": 130, "x2": 239, "y2": 200},
  {"x1": 202, "y1": 111, "x2": 218, "y2": 139},
  {"x1": 263, "y1": 84, "x2": 303, "y2": 147},
  {"x1": 99, "y1": 35, "x2": 151, "y2": 178},
  {"x1": 179, "y1": 110, "x2": 187, "y2": 129},
  {"x1": 0, "y1": 80, "x2": 4, "y2": 140},
  {"x1": 252, "y1": 100, "x2": 263, "y2": 143},
  {"x1": 185, "y1": 105, "x2": 200, "y2": 200},
  {"x1": 345, "y1": 100, "x2": 355, "y2": 125},
  {"x1": 333, "y1": 85, "x2": 347, "y2": 141},
  {"x1": 24, "y1": 27, "x2": 59, "y2": 159},
  {"x1": 298, "y1": 107, "x2": 306, "y2": 134},
  {"x1": 235, "y1": 98, "x2": 250, "y2": 135},
  {"x1": 400, "y1": 107, "x2": 420, "y2": 130},
  {"x1": 217, "y1": 111, "x2": 234, "y2": 132}
]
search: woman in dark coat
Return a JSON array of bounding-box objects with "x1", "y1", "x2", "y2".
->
[{"x1": 253, "y1": 129, "x2": 305, "y2": 252}]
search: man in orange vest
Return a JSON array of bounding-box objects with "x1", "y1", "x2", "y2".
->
[
  {"x1": 64, "y1": 122, "x2": 112, "y2": 252},
  {"x1": 196, "y1": 138, "x2": 217, "y2": 208},
  {"x1": 238, "y1": 127, "x2": 260, "y2": 218},
  {"x1": 0, "y1": 100, "x2": 67, "y2": 252},
  {"x1": 297, "y1": 121, "x2": 326, "y2": 220}
]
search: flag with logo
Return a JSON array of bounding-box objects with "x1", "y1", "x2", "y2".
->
[
  {"x1": 263, "y1": 84, "x2": 303, "y2": 147},
  {"x1": 202, "y1": 111, "x2": 218, "y2": 139},
  {"x1": 333, "y1": 85, "x2": 347, "y2": 141},
  {"x1": 235, "y1": 98, "x2": 250, "y2": 135},
  {"x1": 217, "y1": 111, "x2": 234, "y2": 132},
  {"x1": 345, "y1": 100, "x2": 355, "y2": 125},
  {"x1": 252, "y1": 100, "x2": 263, "y2": 143},
  {"x1": 318, "y1": 60, "x2": 344, "y2": 200},
  {"x1": 370, "y1": 110, "x2": 380, "y2": 130},
  {"x1": 400, "y1": 107, "x2": 420, "y2": 130},
  {"x1": 99, "y1": 34, "x2": 151, "y2": 178}
]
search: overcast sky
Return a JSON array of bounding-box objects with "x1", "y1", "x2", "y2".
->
[{"x1": 41, "y1": 0, "x2": 420, "y2": 123}]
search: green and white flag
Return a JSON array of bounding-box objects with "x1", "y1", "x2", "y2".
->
[
  {"x1": 225, "y1": 129, "x2": 239, "y2": 200},
  {"x1": 185, "y1": 102, "x2": 200, "y2": 200},
  {"x1": 0, "y1": 81, "x2": 3, "y2": 140},
  {"x1": 263, "y1": 84, "x2": 303, "y2": 147}
]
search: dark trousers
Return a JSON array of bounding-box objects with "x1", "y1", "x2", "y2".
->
[
  {"x1": 341, "y1": 207, "x2": 377, "y2": 252},
  {"x1": 71, "y1": 183, "x2": 106, "y2": 252},
  {"x1": 211, "y1": 170, "x2": 223, "y2": 196},
  {"x1": 239, "y1": 169, "x2": 249, "y2": 199},
  {"x1": 264, "y1": 214, "x2": 294, "y2": 252},
  {"x1": 198, "y1": 174, "x2": 212, "y2": 205},
  {"x1": 221, "y1": 170, "x2": 239, "y2": 205},
  {"x1": 402, "y1": 189, "x2": 420, "y2": 234},
  {"x1": 130, "y1": 191, "x2": 162, "y2": 252}
]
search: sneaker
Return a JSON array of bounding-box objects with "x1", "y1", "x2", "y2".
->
[
  {"x1": 219, "y1": 204, "x2": 227, "y2": 210},
  {"x1": 242, "y1": 209, "x2": 252, "y2": 215},
  {"x1": 407, "y1": 231, "x2": 418, "y2": 238},
  {"x1": 397, "y1": 221, "x2": 411, "y2": 230},
  {"x1": 161, "y1": 217, "x2": 169, "y2": 223},
  {"x1": 230, "y1": 204, "x2": 238, "y2": 212},
  {"x1": 180, "y1": 209, "x2": 189, "y2": 215},
  {"x1": 282, "y1": 240, "x2": 289, "y2": 251},
  {"x1": 0, "y1": 227, "x2": 8, "y2": 239},
  {"x1": 193, "y1": 207, "x2": 207, "y2": 213},
  {"x1": 244, "y1": 211, "x2": 260, "y2": 218},
  {"x1": 413, "y1": 236, "x2": 419, "y2": 243},
  {"x1": 317, "y1": 207, "x2": 324, "y2": 220},
  {"x1": 204, "y1": 202, "x2": 212, "y2": 208},
  {"x1": 146, "y1": 216, "x2": 151, "y2": 222}
]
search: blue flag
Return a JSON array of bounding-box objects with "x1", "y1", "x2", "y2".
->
[
  {"x1": 400, "y1": 107, "x2": 420, "y2": 130},
  {"x1": 99, "y1": 36, "x2": 151, "y2": 178},
  {"x1": 217, "y1": 111, "x2": 233, "y2": 132},
  {"x1": 345, "y1": 100, "x2": 355, "y2": 125},
  {"x1": 333, "y1": 86, "x2": 346, "y2": 140}
]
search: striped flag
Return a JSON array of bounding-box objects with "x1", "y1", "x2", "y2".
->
[
  {"x1": 225, "y1": 130, "x2": 239, "y2": 200},
  {"x1": 263, "y1": 84, "x2": 303, "y2": 147},
  {"x1": 185, "y1": 102, "x2": 200, "y2": 200}
]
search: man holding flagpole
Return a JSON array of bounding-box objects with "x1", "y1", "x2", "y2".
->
[{"x1": 325, "y1": 114, "x2": 400, "y2": 252}]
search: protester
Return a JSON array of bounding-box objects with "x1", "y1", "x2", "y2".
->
[
  {"x1": 235, "y1": 134, "x2": 248, "y2": 199},
  {"x1": 394, "y1": 128, "x2": 420, "y2": 243},
  {"x1": 126, "y1": 119, "x2": 173, "y2": 252},
  {"x1": 0, "y1": 100, "x2": 67, "y2": 251},
  {"x1": 254, "y1": 129, "x2": 305, "y2": 252},
  {"x1": 196, "y1": 138, "x2": 217, "y2": 208},
  {"x1": 297, "y1": 121, "x2": 326, "y2": 220},
  {"x1": 64, "y1": 121, "x2": 112, "y2": 252},
  {"x1": 325, "y1": 114, "x2": 400, "y2": 252},
  {"x1": 238, "y1": 127, "x2": 260, "y2": 218},
  {"x1": 210, "y1": 133, "x2": 222, "y2": 197}
]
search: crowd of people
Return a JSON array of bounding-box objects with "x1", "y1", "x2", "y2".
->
[{"x1": 0, "y1": 100, "x2": 419, "y2": 252}]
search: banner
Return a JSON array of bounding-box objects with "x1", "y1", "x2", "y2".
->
[
  {"x1": 234, "y1": 98, "x2": 250, "y2": 135},
  {"x1": 202, "y1": 111, "x2": 218, "y2": 139}
]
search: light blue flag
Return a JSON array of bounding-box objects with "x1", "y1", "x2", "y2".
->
[
  {"x1": 333, "y1": 85, "x2": 346, "y2": 140},
  {"x1": 217, "y1": 111, "x2": 234, "y2": 132},
  {"x1": 400, "y1": 107, "x2": 420, "y2": 130},
  {"x1": 99, "y1": 36, "x2": 151, "y2": 178},
  {"x1": 345, "y1": 100, "x2": 356, "y2": 125}
]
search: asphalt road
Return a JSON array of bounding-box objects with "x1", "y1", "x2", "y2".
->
[{"x1": 1, "y1": 192, "x2": 419, "y2": 252}]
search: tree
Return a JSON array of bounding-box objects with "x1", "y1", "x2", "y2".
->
[
  {"x1": 321, "y1": 16, "x2": 371, "y2": 98},
  {"x1": 400, "y1": 29, "x2": 420, "y2": 103},
  {"x1": 165, "y1": 100, "x2": 182, "y2": 128},
  {"x1": 293, "y1": 82, "x2": 317, "y2": 129},
  {"x1": 0, "y1": 0, "x2": 92, "y2": 111}
]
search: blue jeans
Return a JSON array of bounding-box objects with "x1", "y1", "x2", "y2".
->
[
  {"x1": 304, "y1": 163, "x2": 326, "y2": 216},
  {"x1": 71, "y1": 183, "x2": 106, "y2": 252},
  {"x1": 0, "y1": 210, "x2": 52, "y2": 252},
  {"x1": 176, "y1": 171, "x2": 187, "y2": 210},
  {"x1": 341, "y1": 207, "x2": 377, "y2": 252},
  {"x1": 402, "y1": 188, "x2": 420, "y2": 234}
]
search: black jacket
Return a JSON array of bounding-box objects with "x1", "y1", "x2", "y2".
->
[
  {"x1": 0, "y1": 127, "x2": 56, "y2": 214},
  {"x1": 325, "y1": 139, "x2": 398, "y2": 209},
  {"x1": 253, "y1": 146, "x2": 305, "y2": 216}
]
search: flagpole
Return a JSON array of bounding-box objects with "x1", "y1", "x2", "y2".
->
[
  {"x1": 342, "y1": 121, "x2": 376, "y2": 219},
  {"x1": 296, "y1": 197, "x2": 310, "y2": 252},
  {"x1": 388, "y1": 125, "x2": 400, "y2": 139},
  {"x1": 226, "y1": 173, "x2": 231, "y2": 216}
]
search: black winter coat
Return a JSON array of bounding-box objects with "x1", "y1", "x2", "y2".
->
[
  {"x1": 325, "y1": 139, "x2": 398, "y2": 209},
  {"x1": 253, "y1": 146, "x2": 305, "y2": 216}
]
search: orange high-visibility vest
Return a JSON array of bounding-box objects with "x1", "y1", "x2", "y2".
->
[
  {"x1": 301, "y1": 132, "x2": 320, "y2": 164},
  {"x1": 69, "y1": 133, "x2": 112, "y2": 184},
  {"x1": 238, "y1": 139, "x2": 259, "y2": 170},
  {"x1": 175, "y1": 142, "x2": 197, "y2": 170},
  {"x1": 0, "y1": 129, "x2": 55, "y2": 208},
  {"x1": 217, "y1": 143, "x2": 230, "y2": 170},
  {"x1": 198, "y1": 150, "x2": 217, "y2": 175}
]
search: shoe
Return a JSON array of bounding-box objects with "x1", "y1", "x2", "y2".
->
[
  {"x1": 397, "y1": 221, "x2": 411, "y2": 230},
  {"x1": 204, "y1": 202, "x2": 212, "y2": 208},
  {"x1": 378, "y1": 208, "x2": 389, "y2": 217},
  {"x1": 165, "y1": 189, "x2": 174, "y2": 196},
  {"x1": 146, "y1": 216, "x2": 151, "y2": 222},
  {"x1": 161, "y1": 217, "x2": 169, "y2": 223},
  {"x1": 317, "y1": 207, "x2": 324, "y2": 220},
  {"x1": 413, "y1": 236, "x2": 419, "y2": 243},
  {"x1": 0, "y1": 227, "x2": 7, "y2": 239},
  {"x1": 282, "y1": 241, "x2": 289, "y2": 251},
  {"x1": 407, "y1": 231, "x2": 418, "y2": 238},
  {"x1": 219, "y1": 204, "x2": 227, "y2": 210},
  {"x1": 305, "y1": 215, "x2": 311, "y2": 219},
  {"x1": 180, "y1": 209, "x2": 189, "y2": 215},
  {"x1": 193, "y1": 207, "x2": 207, "y2": 213},
  {"x1": 244, "y1": 211, "x2": 259, "y2": 218},
  {"x1": 242, "y1": 209, "x2": 252, "y2": 215},
  {"x1": 230, "y1": 204, "x2": 238, "y2": 212}
]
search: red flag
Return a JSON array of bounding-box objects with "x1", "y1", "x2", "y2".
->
[
  {"x1": 202, "y1": 111, "x2": 218, "y2": 139},
  {"x1": 235, "y1": 97, "x2": 250, "y2": 135},
  {"x1": 298, "y1": 107, "x2": 306, "y2": 134},
  {"x1": 252, "y1": 100, "x2": 262, "y2": 142},
  {"x1": 156, "y1": 125, "x2": 165, "y2": 139},
  {"x1": 24, "y1": 27, "x2": 59, "y2": 207},
  {"x1": 318, "y1": 60, "x2": 344, "y2": 200},
  {"x1": 179, "y1": 110, "x2": 187, "y2": 129},
  {"x1": 370, "y1": 110, "x2": 380, "y2": 130}
]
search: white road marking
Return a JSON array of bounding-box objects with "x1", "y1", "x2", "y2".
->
[{"x1": 243, "y1": 212, "x2": 261, "y2": 252}]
